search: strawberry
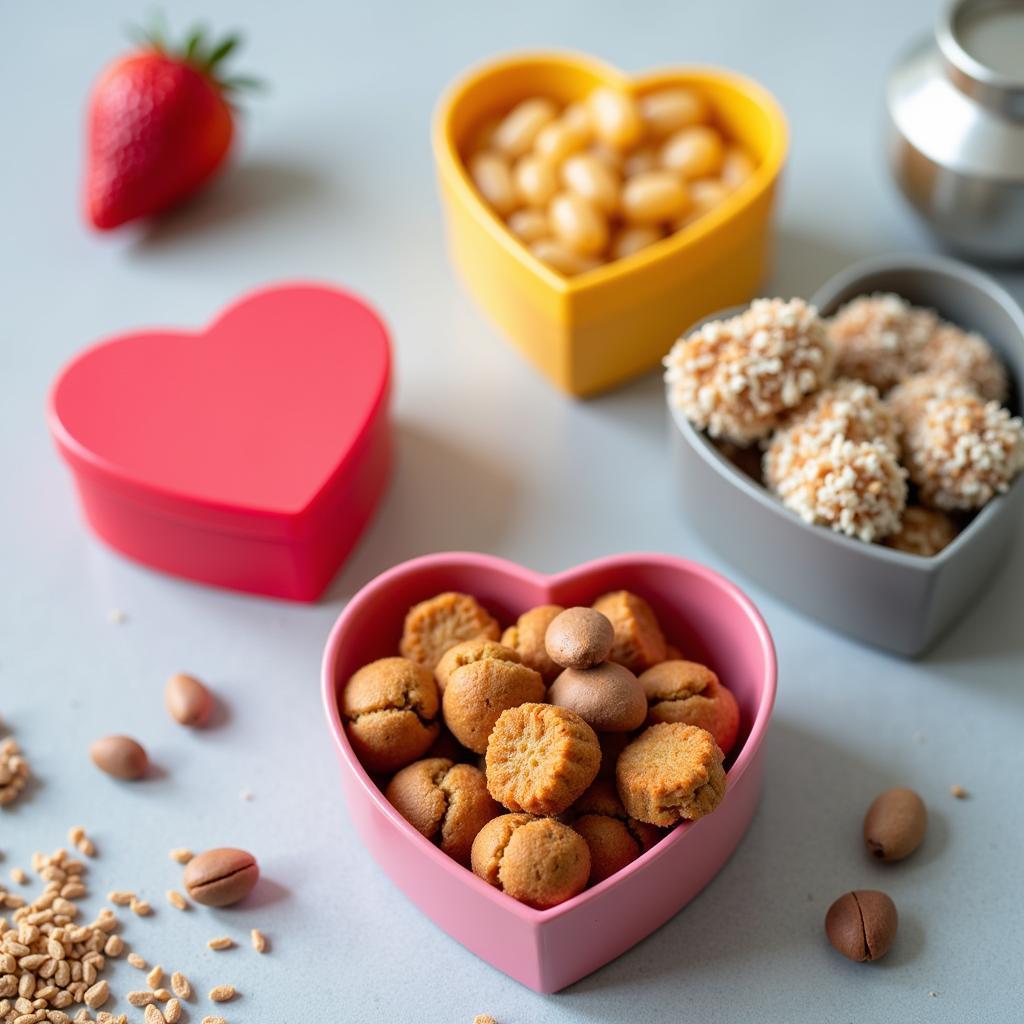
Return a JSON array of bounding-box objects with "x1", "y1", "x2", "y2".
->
[{"x1": 84, "y1": 21, "x2": 257, "y2": 230}]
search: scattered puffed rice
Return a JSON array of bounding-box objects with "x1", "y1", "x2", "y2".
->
[
  {"x1": 127, "y1": 953, "x2": 147, "y2": 969},
  {"x1": 168, "y1": 849, "x2": 193, "y2": 865},
  {"x1": 166, "y1": 890, "x2": 188, "y2": 911},
  {"x1": 250, "y1": 929, "x2": 267, "y2": 954},
  {"x1": 146, "y1": 966, "x2": 163, "y2": 990},
  {"x1": 164, "y1": 998, "x2": 181, "y2": 1024},
  {"x1": 201, "y1": 1017, "x2": 227, "y2": 1024},
  {"x1": 473, "y1": 1016, "x2": 498, "y2": 1024},
  {"x1": 170, "y1": 973, "x2": 190, "y2": 1001},
  {"x1": 144, "y1": 1005, "x2": 164, "y2": 1024},
  {"x1": 108, "y1": 891, "x2": 134, "y2": 906},
  {"x1": 131, "y1": 897, "x2": 152, "y2": 917},
  {"x1": 207, "y1": 937, "x2": 234, "y2": 951},
  {"x1": 127, "y1": 992, "x2": 155, "y2": 1007},
  {"x1": 153, "y1": 988, "x2": 172, "y2": 1001},
  {"x1": 209, "y1": 985, "x2": 236, "y2": 1003},
  {"x1": 0, "y1": 734, "x2": 31, "y2": 807},
  {"x1": 951, "y1": 784, "x2": 968, "y2": 799},
  {"x1": 108, "y1": 609, "x2": 126, "y2": 625},
  {"x1": 8, "y1": 867, "x2": 26, "y2": 885}
]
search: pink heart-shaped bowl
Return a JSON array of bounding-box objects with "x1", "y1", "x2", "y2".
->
[
  {"x1": 48, "y1": 283, "x2": 392, "y2": 602},
  {"x1": 322, "y1": 552, "x2": 776, "y2": 992}
]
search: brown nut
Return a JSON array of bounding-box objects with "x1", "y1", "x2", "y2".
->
[
  {"x1": 544, "y1": 607, "x2": 614, "y2": 669},
  {"x1": 825, "y1": 890, "x2": 898, "y2": 962},
  {"x1": 165, "y1": 673, "x2": 215, "y2": 727},
  {"x1": 183, "y1": 848, "x2": 259, "y2": 907},
  {"x1": 548, "y1": 662, "x2": 647, "y2": 732},
  {"x1": 863, "y1": 787, "x2": 927, "y2": 862},
  {"x1": 90, "y1": 735, "x2": 149, "y2": 780}
]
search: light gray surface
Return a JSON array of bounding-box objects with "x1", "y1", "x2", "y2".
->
[{"x1": 1, "y1": 1, "x2": 1022, "y2": 1022}]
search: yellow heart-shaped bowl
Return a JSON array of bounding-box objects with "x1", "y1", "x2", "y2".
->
[{"x1": 433, "y1": 51, "x2": 788, "y2": 397}]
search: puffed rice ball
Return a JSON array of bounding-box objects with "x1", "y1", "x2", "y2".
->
[
  {"x1": 771, "y1": 435, "x2": 907, "y2": 542},
  {"x1": 884, "y1": 506, "x2": 958, "y2": 557},
  {"x1": 763, "y1": 378, "x2": 899, "y2": 489},
  {"x1": 910, "y1": 322, "x2": 1008, "y2": 403},
  {"x1": 894, "y1": 376, "x2": 1024, "y2": 510},
  {"x1": 664, "y1": 297, "x2": 834, "y2": 445},
  {"x1": 827, "y1": 293, "x2": 933, "y2": 393},
  {"x1": 887, "y1": 372, "x2": 974, "y2": 428}
]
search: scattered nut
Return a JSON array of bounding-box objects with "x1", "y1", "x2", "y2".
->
[
  {"x1": 89, "y1": 736, "x2": 149, "y2": 780},
  {"x1": 863, "y1": 787, "x2": 927, "y2": 862},
  {"x1": 183, "y1": 848, "x2": 259, "y2": 907},
  {"x1": 825, "y1": 890, "x2": 898, "y2": 962},
  {"x1": 164, "y1": 673, "x2": 216, "y2": 727}
]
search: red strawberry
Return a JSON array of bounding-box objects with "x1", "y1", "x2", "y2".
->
[{"x1": 84, "y1": 24, "x2": 256, "y2": 230}]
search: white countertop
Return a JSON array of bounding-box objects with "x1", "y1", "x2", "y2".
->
[{"x1": 2, "y1": 1, "x2": 1021, "y2": 1021}]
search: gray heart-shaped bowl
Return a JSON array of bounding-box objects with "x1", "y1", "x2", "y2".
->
[{"x1": 668, "y1": 253, "x2": 1024, "y2": 656}]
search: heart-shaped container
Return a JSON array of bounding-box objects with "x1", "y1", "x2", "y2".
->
[
  {"x1": 669, "y1": 254, "x2": 1024, "y2": 656},
  {"x1": 322, "y1": 552, "x2": 776, "y2": 993},
  {"x1": 433, "y1": 51, "x2": 788, "y2": 397},
  {"x1": 48, "y1": 284, "x2": 392, "y2": 602}
]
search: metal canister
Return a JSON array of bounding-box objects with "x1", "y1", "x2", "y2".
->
[{"x1": 887, "y1": 0, "x2": 1024, "y2": 261}]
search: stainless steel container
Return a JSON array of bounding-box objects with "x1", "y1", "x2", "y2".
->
[{"x1": 887, "y1": 0, "x2": 1024, "y2": 261}]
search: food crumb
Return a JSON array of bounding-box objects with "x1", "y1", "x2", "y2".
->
[
  {"x1": 240, "y1": 789, "x2": 253, "y2": 801},
  {"x1": 473, "y1": 1016, "x2": 498, "y2": 1024},
  {"x1": 169, "y1": 847, "x2": 194, "y2": 864},
  {"x1": 109, "y1": 608, "x2": 127, "y2": 624},
  {"x1": 9, "y1": 865, "x2": 27, "y2": 884},
  {"x1": 950, "y1": 784, "x2": 968, "y2": 799},
  {"x1": 207, "y1": 936, "x2": 235, "y2": 951},
  {"x1": 929, "y1": 991, "x2": 939, "y2": 997},
  {"x1": 251, "y1": 928, "x2": 268, "y2": 953}
]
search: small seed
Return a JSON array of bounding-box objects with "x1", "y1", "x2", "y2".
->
[
  {"x1": 130, "y1": 897, "x2": 152, "y2": 917},
  {"x1": 89, "y1": 735, "x2": 149, "y2": 780},
  {"x1": 165, "y1": 673, "x2": 216, "y2": 727},
  {"x1": 209, "y1": 985, "x2": 235, "y2": 1003},
  {"x1": 166, "y1": 890, "x2": 188, "y2": 911},
  {"x1": 146, "y1": 965, "x2": 163, "y2": 989},
  {"x1": 250, "y1": 929, "x2": 267, "y2": 954},
  {"x1": 170, "y1": 973, "x2": 190, "y2": 1000},
  {"x1": 127, "y1": 953, "x2": 147, "y2": 969},
  {"x1": 207, "y1": 937, "x2": 234, "y2": 951},
  {"x1": 168, "y1": 849, "x2": 193, "y2": 865}
]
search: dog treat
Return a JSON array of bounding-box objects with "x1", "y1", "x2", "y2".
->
[
  {"x1": 400, "y1": 592, "x2": 501, "y2": 670},
  {"x1": 443, "y1": 660, "x2": 545, "y2": 754},
  {"x1": 763, "y1": 378, "x2": 899, "y2": 490},
  {"x1": 342, "y1": 657, "x2": 440, "y2": 772},
  {"x1": 591, "y1": 591, "x2": 667, "y2": 672},
  {"x1": 183, "y1": 847, "x2": 259, "y2": 907},
  {"x1": 911, "y1": 321, "x2": 1008, "y2": 403},
  {"x1": 486, "y1": 703, "x2": 600, "y2": 816},
  {"x1": 385, "y1": 758, "x2": 499, "y2": 865},
  {"x1": 825, "y1": 890, "x2": 898, "y2": 962},
  {"x1": 638, "y1": 660, "x2": 740, "y2": 755},
  {"x1": 164, "y1": 672, "x2": 215, "y2": 727},
  {"x1": 883, "y1": 505, "x2": 957, "y2": 557},
  {"x1": 863, "y1": 787, "x2": 927, "y2": 862},
  {"x1": 891, "y1": 375, "x2": 1024, "y2": 510},
  {"x1": 501, "y1": 604, "x2": 564, "y2": 683},
  {"x1": 769, "y1": 435, "x2": 907, "y2": 542},
  {"x1": 549, "y1": 662, "x2": 647, "y2": 733},
  {"x1": 544, "y1": 607, "x2": 615, "y2": 670},
  {"x1": 466, "y1": 83, "x2": 755, "y2": 275},
  {"x1": 827, "y1": 293, "x2": 932, "y2": 393},
  {"x1": 471, "y1": 814, "x2": 590, "y2": 909},
  {"x1": 566, "y1": 779, "x2": 662, "y2": 883},
  {"x1": 434, "y1": 639, "x2": 522, "y2": 693},
  {"x1": 616, "y1": 723, "x2": 726, "y2": 826},
  {"x1": 89, "y1": 735, "x2": 149, "y2": 780},
  {"x1": 664, "y1": 298, "x2": 834, "y2": 445}
]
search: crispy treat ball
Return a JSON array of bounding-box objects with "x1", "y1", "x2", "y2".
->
[
  {"x1": 891, "y1": 375, "x2": 1024, "y2": 510},
  {"x1": 638, "y1": 661, "x2": 740, "y2": 755},
  {"x1": 591, "y1": 591, "x2": 667, "y2": 672},
  {"x1": 883, "y1": 505, "x2": 958, "y2": 557},
  {"x1": 434, "y1": 639, "x2": 521, "y2": 693},
  {"x1": 763, "y1": 379, "x2": 899, "y2": 490},
  {"x1": 342, "y1": 657, "x2": 439, "y2": 773},
  {"x1": 544, "y1": 607, "x2": 615, "y2": 670},
  {"x1": 471, "y1": 814, "x2": 591, "y2": 909},
  {"x1": 616, "y1": 723, "x2": 726, "y2": 826},
  {"x1": 501, "y1": 604, "x2": 564, "y2": 683},
  {"x1": 400, "y1": 592, "x2": 500, "y2": 670},
  {"x1": 567, "y1": 779, "x2": 662, "y2": 883},
  {"x1": 443, "y1": 659, "x2": 545, "y2": 754},
  {"x1": 911, "y1": 321, "x2": 1008, "y2": 403},
  {"x1": 827, "y1": 293, "x2": 933, "y2": 394},
  {"x1": 664, "y1": 298, "x2": 834, "y2": 445},
  {"x1": 770, "y1": 435, "x2": 907, "y2": 542},
  {"x1": 549, "y1": 662, "x2": 647, "y2": 733},
  {"x1": 385, "y1": 758, "x2": 500, "y2": 865},
  {"x1": 486, "y1": 703, "x2": 601, "y2": 816}
]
